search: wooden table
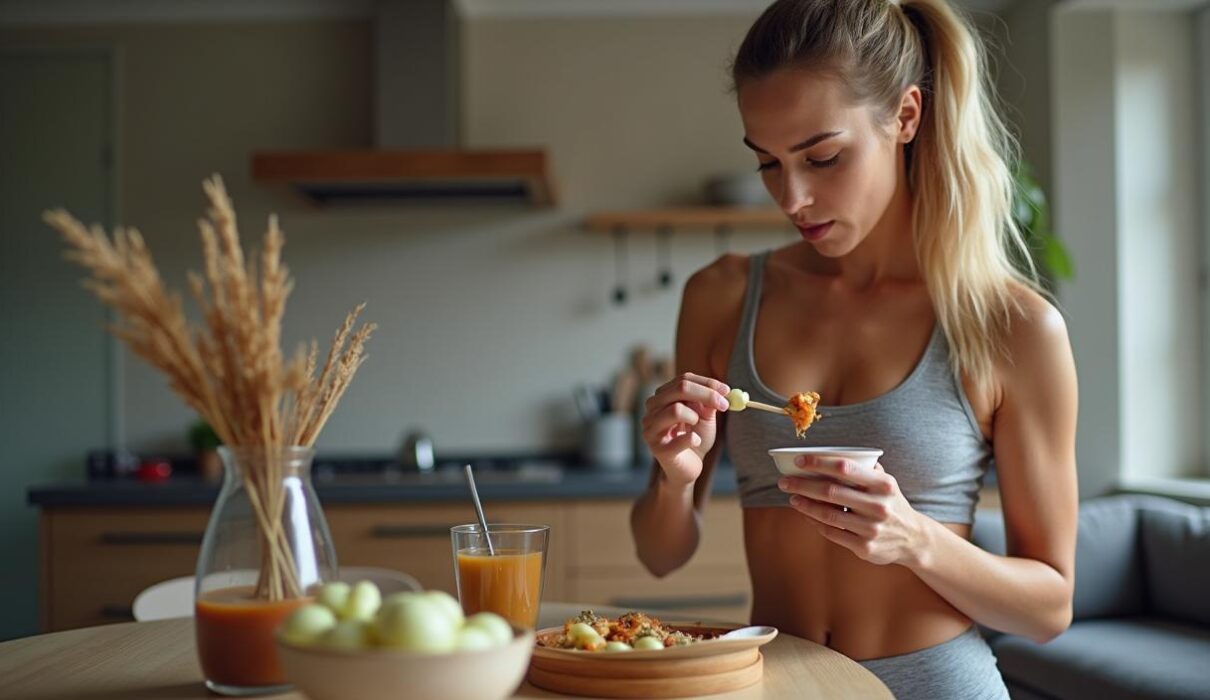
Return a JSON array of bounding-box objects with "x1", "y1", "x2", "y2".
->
[{"x1": 0, "y1": 602, "x2": 893, "y2": 699}]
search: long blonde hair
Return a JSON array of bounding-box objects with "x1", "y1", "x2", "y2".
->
[{"x1": 731, "y1": 0, "x2": 1037, "y2": 391}]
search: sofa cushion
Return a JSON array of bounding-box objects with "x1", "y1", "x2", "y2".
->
[
  {"x1": 992, "y1": 617, "x2": 1210, "y2": 700},
  {"x1": 1069, "y1": 495, "x2": 1150, "y2": 619},
  {"x1": 1139, "y1": 499, "x2": 1210, "y2": 626},
  {"x1": 972, "y1": 495, "x2": 1147, "y2": 619}
]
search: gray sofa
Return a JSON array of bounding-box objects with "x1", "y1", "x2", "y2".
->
[{"x1": 971, "y1": 494, "x2": 1210, "y2": 700}]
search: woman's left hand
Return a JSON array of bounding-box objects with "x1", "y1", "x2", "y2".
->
[{"x1": 778, "y1": 455, "x2": 929, "y2": 567}]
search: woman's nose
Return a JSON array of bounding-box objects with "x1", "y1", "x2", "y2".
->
[{"x1": 776, "y1": 171, "x2": 814, "y2": 215}]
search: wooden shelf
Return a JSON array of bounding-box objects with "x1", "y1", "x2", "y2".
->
[{"x1": 584, "y1": 207, "x2": 791, "y2": 232}]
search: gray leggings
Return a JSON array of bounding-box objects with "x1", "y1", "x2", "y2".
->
[{"x1": 858, "y1": 626, "x2": 1009, "y2": 700}]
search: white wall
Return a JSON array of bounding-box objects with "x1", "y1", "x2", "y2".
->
[
  {"x1": 1115, "y1": 12, "x2": 1202, "y2": 482},
  {"x1": 1052, "y1": 5, "x2": 1204, "y2": 495},
  {"x1": 1052, "y1": 8, "x2": 1122, "y2": 498}
]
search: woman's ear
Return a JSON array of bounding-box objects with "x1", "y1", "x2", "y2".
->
[{"x1": 897, "y1": 85, "x2": 923, "y2": 143}]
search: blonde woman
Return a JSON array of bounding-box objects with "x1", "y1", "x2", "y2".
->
[{"x1": 631, "y1": 1, "x2": 1078, "y2": 697}]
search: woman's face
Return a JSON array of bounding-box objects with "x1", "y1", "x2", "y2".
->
[{"x1": 737, "y1": 68, "x2": 918, "y2": 257}]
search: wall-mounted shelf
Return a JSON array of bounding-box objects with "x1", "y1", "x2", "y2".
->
[
  {"x1": 584, "y1": 207, "x2": 790, "y2": 232},
  {"x1": 251, "y1": 149, "x2": 556, "y2": 205}
]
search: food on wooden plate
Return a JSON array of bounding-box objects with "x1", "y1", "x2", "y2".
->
[
  {"x1": 279, "y1": 581, "x2": 512, "y2": 653},
  {"x1": 726, "y1": 387, "x2": 822, "y2": 438},
  {"x1": 536, "y1": 610, "x2": 716, "y2": 652}
]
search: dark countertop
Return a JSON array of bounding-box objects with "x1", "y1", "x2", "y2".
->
[{"x1": 27, "y1": 464, "x2": 738, "y2": 508}]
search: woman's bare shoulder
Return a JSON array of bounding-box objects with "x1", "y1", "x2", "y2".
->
[
  {"x1": 676, "y1": 254, "x2": 752, "y2": 372},
  {"x1": 680, "y1": 253, "x2": 751, "y2": 317},
  {"x1": 998, "y1": 282, "x2": 1075, "y2": 390},
  {"x1": 1006, "y1": 284, "x2": 1070, "y2": 351}
]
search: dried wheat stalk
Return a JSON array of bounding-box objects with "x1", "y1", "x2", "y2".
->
[{"x1": 44, "y1": 175, "x2": 375, "y2": 601}]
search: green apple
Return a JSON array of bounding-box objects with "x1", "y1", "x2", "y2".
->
[
  {"x1": 343, "y1": 580, "x2": 381, "y2": 622},
  {"x1": 423, "y1": 590, "x2": 465, "y2": 628},
  {"x1": 464, "y1": 611, "x2": 513, "y2": 646},
  {"x1": 374, "y1": 596, "x2": 458, "y2": 652},
  {"x1": 320, "y1": 619, "x2": 371, "y2": 650},
  {"x1": 605, "y1": 641, "x2": 633, "y2": 652},
  {"x1": 454, "y1": 626, "x2": 496, "y2": 652},
  {"x1": 315, "y1": 581, "x2": 351, "y2": 614},
  {"x1": 280, "y1": 604, "x2": 337, "y2": 645}
]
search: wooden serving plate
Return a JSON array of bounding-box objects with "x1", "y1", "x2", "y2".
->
[
  {"x1": 527, "y1": 621, "x2": 776, "y2": 698},
  {"x1": 528, "y1": 652, "x2": 763, "y2": 698}
]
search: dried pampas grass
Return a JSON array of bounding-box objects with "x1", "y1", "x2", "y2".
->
[{"x1": 44, "y1": 175, "x2": 375, "y2": 599}]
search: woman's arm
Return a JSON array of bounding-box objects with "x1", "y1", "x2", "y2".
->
[
  {"x1": 914, "y1": 297, "x2": 1078, "y2": 641},
  {"x1": 631, "y1": 429, "x2": 727, "y2": 577},
  {"x1": 630, "y1": 257, "x2": 746, "y2": 577},
  {"x1": 779, "y1": 295, "x2": 1078, "y2": 643}
]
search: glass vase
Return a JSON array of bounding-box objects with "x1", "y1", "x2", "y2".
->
[{"x1": 194, "y1": 446, "x2": 337, "y2": 696}]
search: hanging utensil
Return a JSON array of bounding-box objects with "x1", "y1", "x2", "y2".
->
[
  {"x1": 656, "y1": 225, "x2": 673, "y2": 289},
  {"x1": 611, "y1": 225, "x2": 628, "y2": 306}
]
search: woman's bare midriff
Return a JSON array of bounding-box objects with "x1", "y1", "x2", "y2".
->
[{"x1": 743, "y1": 506, "x2": 973, "y2": 660}]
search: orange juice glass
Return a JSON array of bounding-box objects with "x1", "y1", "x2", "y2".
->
[{"x1": 451, "y1": 523, "x2": 549, "y2": 629}]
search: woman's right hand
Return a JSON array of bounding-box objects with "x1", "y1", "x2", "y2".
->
[{"x1": 641, "y1": 373, "x2": 731, "y2": 487}]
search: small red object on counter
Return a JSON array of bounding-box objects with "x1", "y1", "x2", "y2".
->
[{"x1": 137, "y1": 459, "x2": 172, "y2": 482}]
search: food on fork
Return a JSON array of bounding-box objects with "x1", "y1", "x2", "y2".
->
[
  {"x1": 785, "y1": 391, "x2": 822, "y2": 438},
  {"x1": 537, "y1": 610, "x2": 714, "y2": 652},
  {"x1": 726, "y1": 388, "x2": 822, "y2": 438}
]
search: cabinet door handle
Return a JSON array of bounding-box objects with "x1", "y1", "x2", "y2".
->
[
  {"x1": 607, "y1": 593, "x2": 748, "y2": 611},
  {"x1": 100, "y1": 604, "x2": 134, "y2": 619},
  {"x1": 100, "y1": 532, "x2": 204, "y2": 545},
  {"x1": 370, "y1": 525, "x2": 455, "y2": 539}
]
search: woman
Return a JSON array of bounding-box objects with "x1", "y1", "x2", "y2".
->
[{"x1": 630, "y1": 1, "x2": 1078, "y2": 698}]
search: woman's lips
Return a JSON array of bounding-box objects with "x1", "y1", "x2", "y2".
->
[{"x1": 796, "y1": 221, "x2": 834, "y2": 241}]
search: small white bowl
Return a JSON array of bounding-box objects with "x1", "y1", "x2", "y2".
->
[
  {"x1": 768, "y1": 447, "x2": 883, "y2": 477},
  {"x1": 277, "y1": 625, "x2": 535, "y2": 700}
]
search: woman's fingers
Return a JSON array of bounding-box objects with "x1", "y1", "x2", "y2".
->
[
  {"x1": 788, "y1": 495, "x2": 877, "y2": 537},
  {"x1": 642, "y1": 401, "x2": 701, "y2": 445},
  {"x1": 662, "y1": 430, "x2": 702, "y2": 452},
  {"x1": 646, "y1": 374, "x2": 730, "y2": 416},
  {"x1": 778, "y1": 476, "x2": 884, "y2": 516}
]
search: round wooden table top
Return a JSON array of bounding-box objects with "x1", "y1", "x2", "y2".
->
[{"x1": 0, "y1": 602, "x2": 893, "y2": 700}]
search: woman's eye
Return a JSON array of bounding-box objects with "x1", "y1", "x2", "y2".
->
[
  {"x1": 809, "y1": 153, "x2": 841, "y2": 168},
  {"x1": 756, "y1": 160, "x2": 779, "y2": 172}
]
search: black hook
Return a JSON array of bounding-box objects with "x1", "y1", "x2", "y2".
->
[
  {"x1": 612, "y1": 225, "x2": 628, "y2": 306},
  {"x1": 656, "y1": 225, "x2": 673, "y2": 289}
]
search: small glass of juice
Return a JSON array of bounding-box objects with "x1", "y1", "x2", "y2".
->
[{"x1": 451, "y1": 523, "x2": 549, "y2": 629}]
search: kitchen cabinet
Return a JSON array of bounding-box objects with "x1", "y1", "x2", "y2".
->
[
  {"x1": 564, "y1": 499, "x2": 750, "y2": 621},
  {"x1": 38, "y1": 496, "x2": 747, "y2": 632}
]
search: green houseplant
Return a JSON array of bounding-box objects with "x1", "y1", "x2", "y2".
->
[{"x1": 1012, "y1": 161, "x2": 1074, "y2": 283}]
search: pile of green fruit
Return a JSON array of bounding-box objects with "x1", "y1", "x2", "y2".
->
[{"x1": 279, "y1": 580, "x2": 513, "y2": 653}]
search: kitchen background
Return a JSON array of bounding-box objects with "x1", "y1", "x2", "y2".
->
[{"x1": 3, "y1": 0, "x2": 1206, "y2": 643}]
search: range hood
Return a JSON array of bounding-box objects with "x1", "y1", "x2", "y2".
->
[{"x1": 251, "y1": 0, "x2": 555, "y2": 205}]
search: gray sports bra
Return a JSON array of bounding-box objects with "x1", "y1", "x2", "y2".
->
[{"x1": 724, "y1": 252, "x2": 993, "y2": 524}]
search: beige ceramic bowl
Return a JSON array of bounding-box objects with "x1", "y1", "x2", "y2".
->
[{"x1": 277, "y1": 625, "x2": 535, "y2": 700}]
